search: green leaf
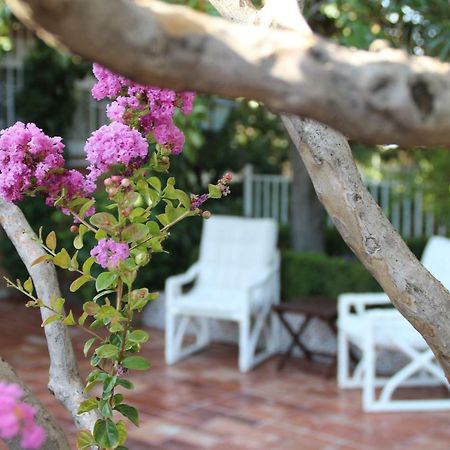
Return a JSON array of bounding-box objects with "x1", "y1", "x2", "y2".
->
[
  {"x1": 98, "y1": 399, "x2": 113, "y2": 418},
  {"x1": 147, "y1": 176, "x2": 161, "y2": 193},
  {"x1": 79, "y1": 199, "x2": 96, "y2": 219},
  {"x1": 23, "y1": 277, "x2": 33, "y2": 294},
  {"x1": 70, "y1": 251, "x2": 79, "y2": 271},
  {"x1": 78, "y1": 311, "x2": 88, "y2": 326},
  {"x1": 95, "y1": 229, "x2": 108, "y2": 240},
  {"x1": 115, "y1": 404, "x2": 139, "y2": 426},
  {"x1": 112, "y1": 394, "x2": 124, "y2": 407},
  {"x1": 83, "y1": 301, "x2": 100, "y2": 316},
  {"x1": 103, "y1": 375, "x2": 118, "y2": 396},
  {"x1": 93, "y1": 289, "x2": 115, "y2": 302},
  {"x1": 96, "y1": 272, "x2": 118, "y2": 292},
  {"x1": 77, "y1": 398, "x2": 98, "y2": 414},
  {"x1": 74, "y1": 235, "x2": 84, "y2": 250},
  {"x1": 208, "y1": 183, "x2": 222, "y2": 199},
  {"x1": 76, "y1": 429, "x2": 95, "y2": 450},
  {"x1": 55, "y1": 297, "x2": 65, "y2": 314},
  {"x1": 46, "y1": 231, "x2": 57, "y2": 252},
  {"x1": 62, "y1": 310, "x2": 76, "y2": 326},
  {"x1": 82, "y1": 257, "x2": 96, "y2": 276},
  {"x1": 93, "y1": 418, "x2": 119, "y2": 449},
  {"x1": 83, "y1": 337, "x2": 97, "y2": 357},
  {"x1": 31, "y1": 254, "x2": 52, "y2": 267},
  {"x1": 128, "y1": 330, "x2": 149, "y2": 344},
  {"x1": 95, "y1": 344, "x2": 119, "y2": 359},
  {"x1": 116, "y1": 420, "x2": 128, "y2": 446},
  {"x1": 90, "y1": 212, "x2": 118, "y2": 233},
  {"x1": 156, "y1": 213, "x2": 169, "y2": 226},
  {"x1": 53, "y1": 249, "x2": 71, "y2": 269},
  {"x1": 116, "y1": 378, "x2": 134, "y2": 390},
  {"x1": 70, "y1": 275, "x2": 91, "y2": 292},
  {"x1": 121, "y1": 356, "x2": 151, "y2": 371},
  {"x1": 122, "y1": 223, "x2": 148, "y2": 243},
  {"x1": 41, "y1": 314, "x2": 61, "y2": 327}
]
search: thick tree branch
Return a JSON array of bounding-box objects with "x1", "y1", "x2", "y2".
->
[
  {"x1": 209, "y1": 0, "x2": 450, "y2": 380},
  {"x1": 0, "y1": 358, "x2": 70, "y2": 449},
  {"x1": 6, "y1": 0, "x2": 450, "y2": 148},
  {"x1": 0, "y1": 199, "x2": 98, "y2": 431}
]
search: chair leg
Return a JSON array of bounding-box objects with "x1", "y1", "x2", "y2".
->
[
  {"x1": 337, "y1": 329, "x2": 351, "y2": 388},
  {"x1": 165, "y1": 312, "x2": 177, "y2": 365},
  {"x1": 239, "y1": 318, "x2": 251, "y2": 373},
  {"x1": 362, "y1": 328, "x2": 376, "y2": 412}
]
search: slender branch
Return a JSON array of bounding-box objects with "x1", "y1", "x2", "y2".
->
[
  {"x1": 0, "y1": 358, "x2": 71, "y2": 450},
  {"x1": 68, "y1": 209, "x2": 98, "y2": 234},
  {"x1": 0, "y1": 198, "x2": 99, "y2": 431},
  {"x1": 5, "y1": 0, "x2": 450, "y2": 147}
]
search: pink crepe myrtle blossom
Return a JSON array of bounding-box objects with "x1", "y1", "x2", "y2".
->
[
  {"x1": 152, "y1": 123, "x2": 185, "y2": 155},
  {"x1": 91, "y1": 64, "x2": 194, "y2": 155},
  {"x1": 0, "y1": 382, "x2": 45, "y2": 450},
  {"x1": 0, "y1": 122, "x2": 64, "y2": 202},
  {"x1": 84, "y1": 122, "x2": 148, "y2": 184},
  {"x1": 91, "y1": 238, "x2": 130, "y2": 269}
]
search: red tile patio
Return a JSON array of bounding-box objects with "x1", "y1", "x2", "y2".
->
[{"x1": 0, "y1": 296, "x2": 449, "y2": 449}]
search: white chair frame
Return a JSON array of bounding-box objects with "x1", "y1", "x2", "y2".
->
[
  {"x1": 165, "y1": 217, "x2": 280, "y2": 373},
  {"x1": 338, "y1": 293, "x2": 450, "y2": 412}
]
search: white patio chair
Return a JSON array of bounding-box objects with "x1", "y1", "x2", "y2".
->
[
  {"x1": 165, "y1": 215, "x2": 280, "y2": 372},
  {"x1": 337, "y1": 235, "x2": 450, "y2": 411}
]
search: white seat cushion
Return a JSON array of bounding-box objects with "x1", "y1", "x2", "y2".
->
[
  {"x1": 167, "y1": 285, "x2": 268, "y2": 320},
  {"x1": 339, "y1": 309, "x2": 428, "y2": 351}
]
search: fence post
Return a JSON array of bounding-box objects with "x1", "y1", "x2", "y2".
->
[{"x1": 243, "y1": 164, "x2": 253, "y2": 218}]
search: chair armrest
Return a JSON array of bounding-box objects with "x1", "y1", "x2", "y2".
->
[
  {"x1": 338, "y1": 292, "x2": 390, "y2": 320},
  {"x1": 165, "y1": 263, "x2": 200, "y2": 299}
]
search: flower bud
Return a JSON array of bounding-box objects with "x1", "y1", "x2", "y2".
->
[
  {"x1": 224, "y1": 172, "x2": 233, "y2": 182},
  {"x1": 121, "y1": 178, "x2": 131, "y2": 188},
  {"x1": 135, "y1": 250, "x2": 150, "y2": 266},
  {"x1": 161, "y1": 156, "x2": 170, "y2": 164},
  {"x1": 104, "y1": 177, "x2": 113, "y2": 186},
  {"x1": 111, "y1": 175, "x2": 122, "y2": 184},
  {"x1": 70, "y1": 225, "x2": 79, "y2": 233},
  {"x1": 202, "y1": 210, "x2": 212, "y2": 219}
]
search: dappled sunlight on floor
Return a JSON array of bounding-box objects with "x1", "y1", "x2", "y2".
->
[{"x1": 1, "y1": 297, "x2": 449, "y2": 449}]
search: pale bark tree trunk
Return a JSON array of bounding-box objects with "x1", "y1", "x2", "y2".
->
[
  {"x1": 0, "y1": 358, "x2": 70, "y2": 450},
  {"x1": 290, "y1": 144, "x2": 325, "y2": 253},
  {"x1": 209, "y1": 0, "x2": 450, "y2": 380},
  {"x1": 0, "y1": 199, "x2": 98, "y2": 432}
]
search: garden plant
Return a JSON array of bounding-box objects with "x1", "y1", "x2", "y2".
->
[{"x1": 0, "y1": 63, "x2": 230, "y2": 449}]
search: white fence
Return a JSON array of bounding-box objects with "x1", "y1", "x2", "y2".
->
[{"x1": 243, "y1": 165, "x2": 444, "y2": 238}]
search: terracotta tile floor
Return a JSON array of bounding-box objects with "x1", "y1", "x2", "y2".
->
[{"x1": 1, "y1": 297, "x2": 449, "y2": 449}]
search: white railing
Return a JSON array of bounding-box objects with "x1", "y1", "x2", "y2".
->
[{"x1": 243, "y1": 165, "x2": 444, "y2": 238}]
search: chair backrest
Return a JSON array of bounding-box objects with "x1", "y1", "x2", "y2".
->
[
  {"x1": 197, "y1": 215, "x2": 278, "y2": 288},
  {"x1": 421, "y1": 236, "x2": 450, "y2": 290}
]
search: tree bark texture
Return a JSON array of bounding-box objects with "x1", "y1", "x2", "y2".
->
[
  {"x1": 5, "y1": 0, "x2": 450, "y2": 148},
  {"x1": 0, "y1": 358, "x2": 70, "y2": 450},
  {"x1": 209, "y1": 0, "x2": 450, "y2": 381},
  {"x1": 0, "y1": 199, "x2": 98, "y2": 432},
  {"x1": 290, "y1": 144, "x2": 325, "y2": 253}
]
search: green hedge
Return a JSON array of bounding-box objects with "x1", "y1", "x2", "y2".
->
[{"x1": 281, "y1": 251, "x2": 381, "y2": 300}]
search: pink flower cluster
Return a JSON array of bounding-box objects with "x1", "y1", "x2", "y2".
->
[
  {"x1": 91, "y1": 238, "x2": 130, "y2": 269},
  {"x1": 0, "y1": 122, "x2": 93, "y2": 208},
  {"x1": 84, "y1": 122, "x2": 148, "y2": 187},
  {"x1": 0, "y1": 383, "x2": 45, "y2": 449},
  {"x1": 91, "y1": 64, "x2": 194, "y2": 156},
  {"x1": 0, "y1": 122, "x2": 64, "y2": 202}
]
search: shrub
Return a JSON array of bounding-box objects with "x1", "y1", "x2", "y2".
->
[{"x1": 281, "y1": 251, "x2": 381, "y2": 300}]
